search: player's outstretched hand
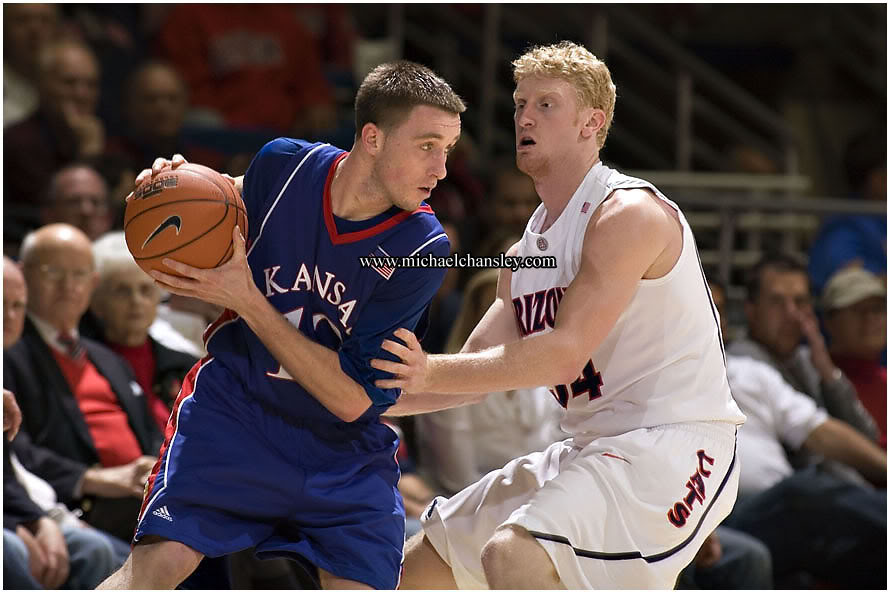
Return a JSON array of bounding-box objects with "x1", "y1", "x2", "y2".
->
[
  {"x1": 149, "y1": 226, "x2": 259, "y2": 316},
  {"x1": 371, "y1": 328, "x2": 430, "y2": 394}
]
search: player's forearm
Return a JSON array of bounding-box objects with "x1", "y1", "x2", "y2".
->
[
  {"x1": 804, "y1": 418, "x2": 887, "y2": 485},
  {"x1": 387, "y1": 390, "x2": 484, "y2": 415},
  {"x1": 423, "y1": 330, "x2": 583, "y2": 395},
  {"x1": 238, "y1": 292, "x2": 371, "y2": 422}
]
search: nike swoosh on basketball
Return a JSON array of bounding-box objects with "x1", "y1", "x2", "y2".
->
[{"x1": 143, "y1": 215, "x2": 183, "y2": 249}]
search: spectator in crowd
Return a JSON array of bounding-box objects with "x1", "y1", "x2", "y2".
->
[
  {"x1": 89, "y1": 232, "x2": 198, "y2": 432},
  {"x1": 729, "y1": 252, "x2": 879, "y2": 442},
  {"x1": 156, "y1": 4, "x2": 336, "y2": 136},
  {"x1": 60, "y1": 4, "x2": 173, "y2": 130},
  {"x1": 676, "y1": 528, "x2": 772, "y2": 590},
  {"x1": 4, "y1": 257, "x2": 29, "y2": 350},
  {"x1": 484, "y1": 163, "x2": 541, "y2": 241},
  {"x1": 808, "y1": 127, "x2": 886, "y2": 295},
  {"x1": 4, "y1": 40, "x2": 104, "y2": 247},
  {"x1": 822, "y1": 267, "x2": 887, "y2": 447},
  {"x1": 3, "y1": 3, "x2": 60, "y2": 127},
  {"x1": 3, "y1": 260, "x2": 130, "y2": 588},
  {"x1": 292, "y1": 4, "x2": 357, "y2": 74},
  {"x1": 40, "y1": 163, "x2": 112, "y2": 241},
  {"x1": 710, "y1": 278, "x2": 886, "y2": 589},
  {"x1": 3, "y1": 224, "x2": 161, "y2": 541},
  {"x1": 105, "y1": 61, "x2": 226, "y2": 173}
]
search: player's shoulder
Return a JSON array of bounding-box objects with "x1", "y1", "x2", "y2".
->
[
  {"x1": 591, "y1": 187, "x2": 670, "y2": 237},
  {"x1": 382, "y1": 205, "x2": 450, "y2": 257},
  {"x1": 251, "y1": 138, "x2": 342, "y2": 176}
]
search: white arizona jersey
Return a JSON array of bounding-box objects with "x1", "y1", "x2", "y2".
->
[{"x1": 511, "y1": 161, "x2": 745, "y2": 439}]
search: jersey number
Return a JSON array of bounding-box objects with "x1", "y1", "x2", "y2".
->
[
  {"x1": 267, "y1": 307, "x2": 342, "y2": 381},
  {"x1": 549, "y1": 360, "x2": 603, "y2": 408}
]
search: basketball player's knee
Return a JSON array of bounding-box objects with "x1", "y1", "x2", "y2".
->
[
  {"x1": 131, "y1": 538, "x2": 203, "y2": 587},
  {"x1": 482, "y1": 526, "x2": 557, "y2": 587},
  {"x1": 480, "y1": 527, "x2": 524, "y2": 579}
]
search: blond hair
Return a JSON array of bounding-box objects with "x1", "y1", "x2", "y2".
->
[{"x1": 512, "y1": 41, "x2": 616, "y2": 148}]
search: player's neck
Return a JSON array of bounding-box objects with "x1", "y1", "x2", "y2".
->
[
  {"x1": 329, "y1": 152, "x2": 392, "y2": 221},
  {"x1": 533, "y1": 152, "x2": 599, "y2": 232}
]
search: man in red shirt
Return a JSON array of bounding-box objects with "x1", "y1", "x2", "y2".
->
[
  {"x1": 823, "y1": 267, "x2": 887, "y2": 447},
  {"x1": 3, "y1": 223, "x2": 161, "y2": 540}
]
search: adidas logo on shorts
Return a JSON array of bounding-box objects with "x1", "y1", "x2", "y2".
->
[{"x1": 152, "y1": 505, "x2": 173, "y2": 522}]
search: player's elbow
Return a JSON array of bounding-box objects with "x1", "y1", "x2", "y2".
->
[
  {"x1": 550, "y1": 348, "x2": 589, "y2": 386},
  {"x1": 333, "y1": 406, "x2": 366, "y2": 423},
  {"x1": 330, "y1": 391, "x2": 372, "y2": 423}
]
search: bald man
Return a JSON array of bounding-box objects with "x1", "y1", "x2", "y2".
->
[{"x1": 3, "y1": 224, "x2": 160, "y2": 541}]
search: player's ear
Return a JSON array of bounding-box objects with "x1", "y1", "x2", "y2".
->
[
  {"x1": 580, "y1": 108, "x2": 605, "y2": 140},
  {"x1": 361, "y1": 122, "x2": 384, "y2": 156}
]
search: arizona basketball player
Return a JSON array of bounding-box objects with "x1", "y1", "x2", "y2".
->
[{"x1": 373, "y1": 41, "x2": 745, "y2": 590}]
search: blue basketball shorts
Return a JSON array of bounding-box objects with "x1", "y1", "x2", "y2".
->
[{"x1": 135, "y1": 358, "x2": 406, "y2": 589}]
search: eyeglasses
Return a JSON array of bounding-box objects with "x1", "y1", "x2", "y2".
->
[{"x1": 29, "y1": 264, "x2": 93, "y2": 284}]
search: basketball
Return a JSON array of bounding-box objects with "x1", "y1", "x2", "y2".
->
[{"x1": 124, "y1": 163, "x2": 248, "y2": 277}]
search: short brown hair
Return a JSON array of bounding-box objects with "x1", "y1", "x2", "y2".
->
[
  {"x1": 354, "y1": 61, "x2": 466, "y2": 135},
  {"x1": 513, "y1": 41, "x2": 616, "y2": 148}
]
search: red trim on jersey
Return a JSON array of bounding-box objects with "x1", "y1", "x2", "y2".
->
[
  {"x1": 322, "y1": 152, "x2": 435, "y2": 245},
  {"x1": 202, "y1": 308, "x2": 239, "y2": 347},
  {"x1": 138, "y1": 356, "x2": 211, "y2": 525}
]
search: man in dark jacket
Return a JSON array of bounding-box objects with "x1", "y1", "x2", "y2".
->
[{"x1": 4, "y1": 224, "x2": 161, "y2": 540}]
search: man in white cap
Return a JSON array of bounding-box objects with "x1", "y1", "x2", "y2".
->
[{"x1": 823, "y1": 267, "x2": 887, "y2": 446}]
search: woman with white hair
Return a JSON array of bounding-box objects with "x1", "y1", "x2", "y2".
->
[{"x1": 89, "y1": 232, "x2": 197, "y2": 431}]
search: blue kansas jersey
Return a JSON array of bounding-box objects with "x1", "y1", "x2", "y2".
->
[{"x1": 203, "y1": 139, "x2": 449, "y2": 425}]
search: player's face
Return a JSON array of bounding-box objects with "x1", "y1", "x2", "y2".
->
[
  {"x1": 23, "y1": 239, "x2": 97, "y2": 333},
  {"x1": 374, "y1": 105, "x2": 461, "y2": 211},
  {"x1": 3, "y1": 262, "x2": 28, "y2": 349},
  {"x1": 744, "y1": 268, "x2": 810, "y2": 358},
  {"x1": 92, "y1": 266, "x2": 161, "y2": 347},
  {"x1": 513, "y1": 76, "x2": 587, "y2": 177}
]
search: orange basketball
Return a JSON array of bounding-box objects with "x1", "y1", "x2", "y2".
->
[{"x1": 124, "y1": 163, "x2": 248, "y2": 277}]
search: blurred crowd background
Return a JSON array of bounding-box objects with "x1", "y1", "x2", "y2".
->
[{"x1": 3, "y1": 3, "x2": 886, "y2": 590}]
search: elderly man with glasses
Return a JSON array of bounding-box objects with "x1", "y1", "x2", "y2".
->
[{"x1": 3, "y1": 223, "x2": 161, "y2": 542}]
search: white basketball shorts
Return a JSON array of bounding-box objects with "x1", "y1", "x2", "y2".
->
[{"x1": 421, "y1": 421, "x2": 740, "y2": 589}]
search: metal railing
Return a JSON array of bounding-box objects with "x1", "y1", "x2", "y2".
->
[{"x1": 632, "y1": 171, "x2": 886, "y2": 285}]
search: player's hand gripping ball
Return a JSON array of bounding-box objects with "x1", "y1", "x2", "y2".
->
[{"x1": 124, "y1": 163, "x2": 248, "y2": 277}]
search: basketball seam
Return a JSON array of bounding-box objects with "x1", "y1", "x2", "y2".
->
[
  {"x1": 184, "y1": 166, "x2": 248, "y2": 265},
  {"x1": 187, "y1": 165, "x2": 247, "y2": 267},
  {"x1": 126, "y1": 199, "x2": 231, "y2": 261}
]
